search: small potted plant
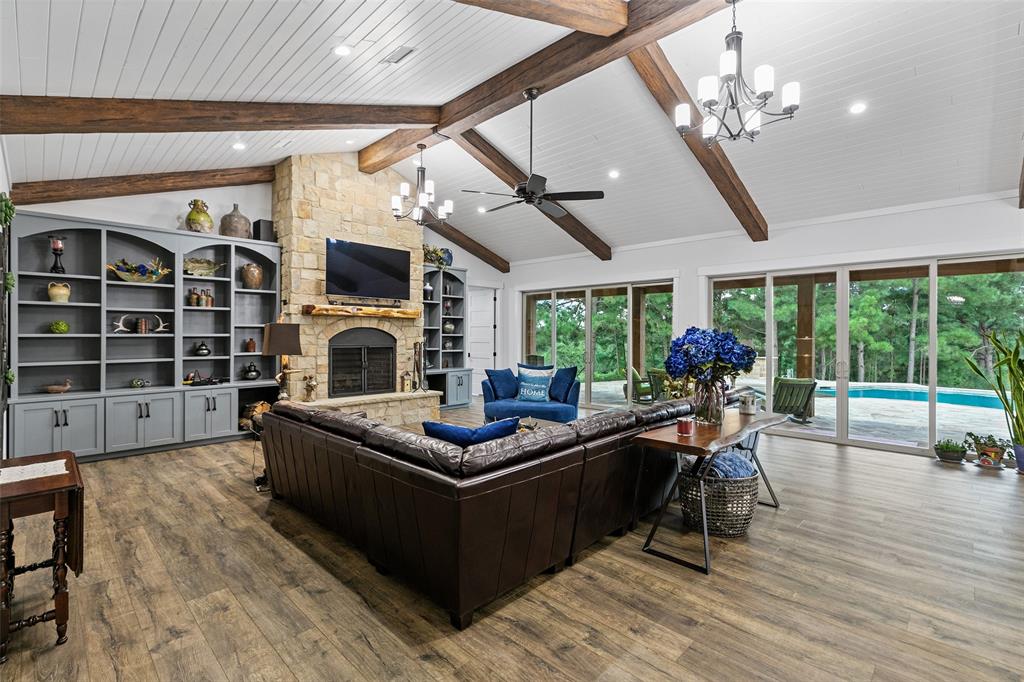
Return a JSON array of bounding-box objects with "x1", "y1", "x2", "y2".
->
[
  {"x1": 965, "y1": 432, "x2": 1010, "y2": 468},
  {"x1": 933, "y1": 438, "x2": 966, "y2": 464}
]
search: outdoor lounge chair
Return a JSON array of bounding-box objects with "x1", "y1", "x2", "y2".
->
[
  {"x1": 623, "y1": 367, "x2": 654, "y2": 404},
  {"x1": 772, "y1": 377, "x2": 818, "y2": 423}
]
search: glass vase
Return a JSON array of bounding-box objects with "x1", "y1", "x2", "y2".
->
[{"x1": 693, "y1": 380, "x2": 726, "y2": 425}]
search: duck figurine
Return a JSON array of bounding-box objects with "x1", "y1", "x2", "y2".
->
[{"x1": 45, "y1": 378, "x2": 73, "y2": 394}]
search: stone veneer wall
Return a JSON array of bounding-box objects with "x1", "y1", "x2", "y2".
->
[{"x1": 272, "y1": 152, "x2": 423, "y2": 400}]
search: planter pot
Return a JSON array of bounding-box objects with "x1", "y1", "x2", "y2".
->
[
  {"x1": 933, "y1": 446, "x2": 964, "y2": 463},
  {"x1": 1015, "y1": 444, "x2": 1024, "y2": 472}
]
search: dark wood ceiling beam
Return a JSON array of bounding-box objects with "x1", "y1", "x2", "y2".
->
[
  {"x1": 0, "y1": 96, "x2": 439, "y2": 134},
  {"x1": 11, "y1": 166, "x2": 275, "y2": 205},
  {"x1": 455, "y1": 129, "x2": 612, "y2": 260},
  {"x1": 452, "y1": 0, "x2": 628, "y2": 36},
  {"x1": 627, "y1": 43, "x2": 769, "y2": 242},
  {"x1": 424, "y1": 217, "x2": 511, "y2": 273},
  {"x1": 359, "y1": 0, "x2": 724, "y2": 173}
]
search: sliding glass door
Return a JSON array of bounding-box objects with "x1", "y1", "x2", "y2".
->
[{"x1": 589, "y1": 287, "x2": 629, "y2": 408}]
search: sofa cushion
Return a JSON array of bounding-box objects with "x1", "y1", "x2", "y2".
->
[
  {"x1": 518, "y1": 366, "x2": 553, "y2": 402},
  {"x1": 363, "y1": 425, "x2": 463, "y2": 476},
  {"x1": 461, "y1": 423, "x2": 577, "y2": 476},
  {"x1": 629, "y1": 398, "x2": 693, "y2": 426},
  {"x1": 484, "y1": 399, "x2": 577, "y2": 424},
  {"x1": 549, "y1": 366, "x2": 578, "y2": 403},
  {"x1": 423, "y1": 417, "x2": 519, "y2": 448},
  {"x1": 518, "y1": 361, "x2": 554, "y2": 370},
  {"x1": 485, "y1": 368, "x2": 519, "y2": 400},
  {"x1": 310, "y1": 411, "x2": 379, "y2": 440},
  {"x1": 271, "y1": 401, "x2": 320, "y2": 423},
  {"x1": 571, "y1": 411, "x2": 638, "y2": 442}
]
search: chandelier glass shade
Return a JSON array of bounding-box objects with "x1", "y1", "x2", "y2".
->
[
  {"x1": 391, "y1": 144, "x2": 453, "y2": 226},
  {"x1": 675, "y1": 0, "x2": 800, "y2": 144}
]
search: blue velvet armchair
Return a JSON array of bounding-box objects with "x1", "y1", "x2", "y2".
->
[{"x1": 482, "y1": 379, "x2": 580, "y2": 423}]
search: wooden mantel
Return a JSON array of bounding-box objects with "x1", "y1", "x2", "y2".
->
[{"x1": 300, "y1": 304, "x2": 421, "y2": 319}]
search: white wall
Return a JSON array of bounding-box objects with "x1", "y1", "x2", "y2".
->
[
  {"x1": 24, "y1": 184, "x2": 272, "y2": 232},
  {"x1": 0, "y1": 141, "x2": 10, "y2": 194},
  {"x1": 501, "y1": 194, "x2": 1024, "y2": 367}
]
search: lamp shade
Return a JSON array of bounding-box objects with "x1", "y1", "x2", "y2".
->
[{"x1": 262, "y1": 323, "x2": 303, "y2": 357}]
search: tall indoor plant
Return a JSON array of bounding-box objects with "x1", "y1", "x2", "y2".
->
[
  {"x1": 665, "y1": 327, "x2": 756, "y2": 424},
  {"x1": 965, "y1": 331, "x2": 1024, "y2": 471}
]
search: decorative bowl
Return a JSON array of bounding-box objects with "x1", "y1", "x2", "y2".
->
[
  {"x1": 45, "y1": 379, "x2": 72, "y2": 393},
  {"x1": 183, "y1": 257, "x2": 226, "y2": 277},
  {"x1": 107, "y1": 258, "x2": 171, "y2": 283}
]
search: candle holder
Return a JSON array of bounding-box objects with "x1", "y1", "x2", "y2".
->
[{"x1": 48, "y1": 234, "x2": 66, "y2": 274}]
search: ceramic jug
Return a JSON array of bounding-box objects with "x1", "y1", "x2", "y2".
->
[
  {"x1": 240, "y1": 263, "x2": 263, "y2": 289},
  {"x1": 186, "y1": 199, "x2": 214, "y2": 233},
  {"x1": 220, "y1": 203, "x2": 251, "y2": 238},
  {"x1": 47, "y1": 281, "x2": 71, "y2": 303}
]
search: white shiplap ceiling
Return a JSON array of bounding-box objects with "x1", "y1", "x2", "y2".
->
[{"x1": 1, "y1": 0, "x2": 1021, "y2": 264}]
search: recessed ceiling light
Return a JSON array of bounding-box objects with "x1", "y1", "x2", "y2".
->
[
  {"x1": 849, "y1": 101, "x2": 867, "y2": 114},
  {"x1": 608, "y1": 169, "x2": 620, "y2": 179},
  {"x1": 232, "y1": 141, "x2": 246, "y2": 151},
  {"x1": 477, "y1": 206, "x2": 486, "y2": 214},
  {"x1": 333, "y1": 45, "x2": 352, "y2": 57}
]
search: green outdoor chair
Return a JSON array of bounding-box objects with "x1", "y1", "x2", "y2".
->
[
  {"x1": 648, "y1": 368, "x2": 670, "y2": 402},
  {"x1": 772, "y1": 377, "x2": 818, "y2": 423},
  {"x1": 623, "y1": 367, "x2": 654, "y2": 404}
]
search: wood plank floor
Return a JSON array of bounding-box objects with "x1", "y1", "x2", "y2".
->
[{"x1": 3, "y1": 400, "x2": 1022, "y2": 681}]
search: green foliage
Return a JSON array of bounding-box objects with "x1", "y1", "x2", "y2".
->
[
  {"x1": 0, "y1": 192, "x2": 14, "y2": 228},
  {"x1": 3, "y1": 271, "x2": 14, "y2": 294},
  {"x1": 935, "y1": 438, "x2": 965, "y2": 452},
  {"x1": 964, "y1": 331, "x2": 1024, "y2": 443},
  {"x1": 49, "y1": 319, "x2": 70, "y2": 334},
  {"x1": 3, "y1": 369, "x2": 13, "y2": 385},
  {"x1": 422, "y1": 244, "x2": 447, "y2": 269},
  {"x1": 963, "y1": 431, "x2": 1012, "y2": 453}
]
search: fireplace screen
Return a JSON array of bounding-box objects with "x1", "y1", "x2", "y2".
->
[{"x1": 328, "y1": 328, "x2": 397, "y2": 397}]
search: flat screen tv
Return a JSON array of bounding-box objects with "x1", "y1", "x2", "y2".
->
[{"x1": 325, "y1": 239, "x2": 411, "y2": 300}]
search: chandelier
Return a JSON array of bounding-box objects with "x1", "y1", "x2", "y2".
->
[
  {"x1": 674, "y1": 0, "x2": 800, "y2": 144},
  {"x1": 391, "y1": 143, "x2": 453, "y2": 226}
]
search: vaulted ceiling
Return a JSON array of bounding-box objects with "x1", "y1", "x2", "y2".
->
[{"x1": 2, "y1": 0, "x2": 1021, "y2": 265}]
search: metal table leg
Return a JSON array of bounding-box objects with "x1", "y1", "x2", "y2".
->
[{"x1": 641, "y1": 453, "x2": 714, "y2": 574}]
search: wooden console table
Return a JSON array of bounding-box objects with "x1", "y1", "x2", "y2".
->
[
  {"x1": 0, "y1": 451, "x2": 84, "y2": 664},
  {"x1": 632, "y1": 410, "x2": 787, "y2": 574}
]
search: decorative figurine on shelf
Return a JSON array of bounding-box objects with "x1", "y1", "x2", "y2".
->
[
  {"x1": 183, "y1": 257, "x2": 226, "y2": 277},
  {"x1": 188, "y1": 287, "x2": 199, "y2": 306},
  {"x1": 153, "y1": 315, "x2": 170, "y2": 333},
  {"x1": 107, "y1": 257, "x2": 171, "y2": 283},
  {"x1": 137, "y1": 317, "x2": 150, "y2": 334},
  {"x1": 47, "y1": 281, "x2": 71, "y2": 302},
  {"x1": 423, "y1": 280, "x2": 434, "y2": 300},
  {"x1": 245, "y1": 338, "x2": 256, "y2": 352},
  {"x1": 185, "y1": 199, "x2": 214, "y2": 233},
  {"x1": 48, "y1": 235, "x2": 66, "y2": 274},
  {"x1": 401, "y1": 370, "x2": 412, "y2": 393},
  {"x1": 443, "y1": 339, "x2": 453, "y2": 350},
  {"x1": 129, "y1": 378, "x2": 151, "y2": 389},
  {"x1": 302, "y1": 374, "x2": 318, "y2": 402},
  {"x1": 242, "y1": 362, "x2": 262, "y2": 380},
  {"x1": 112, "y1": 314, "x2": 131, "y2": 333},
  {"x1": 220, "y1": 203, "x2": 251, "y2": 238},
  {"x1": 240, "y1": 262, "x2": 264, "y2": 289},
  {"x1": 442, "y1": 320, "x2": 456, "y2": 334},
  {"x1": 197, "y1": 289, "x2": 208, "y2": 307},
  {"x1": 45, "y1": 378, "x2": 72, "y2": 394},
  {"x1": 194, "y1": 341, "x2": 212, "y2": 356},
  {"x1": 49, "y1": 320, "x2": 70, "y2": 334}
]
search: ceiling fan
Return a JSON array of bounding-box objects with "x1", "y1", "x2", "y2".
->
[{"x1": 462, "y1": 87, "x2": 604, "y2": 219}]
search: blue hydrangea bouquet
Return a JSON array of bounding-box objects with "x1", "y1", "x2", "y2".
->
[{"x1": 665, "y1": 326, "x2": 756, "y2": 424}]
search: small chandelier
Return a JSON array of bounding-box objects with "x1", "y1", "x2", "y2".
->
[
  {"x1": 391, "y1": 143, "x2": 453, "y2": 226},
  {"x1": 675, "y1": 0, "x2": 800, "y2": 144}
]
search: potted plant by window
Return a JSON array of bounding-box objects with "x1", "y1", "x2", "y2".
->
[
  {"x1": 964, "y1": 432, "x2": 1010, "y2": 469},
  {"x1": 933, "y1": 438, "x2": 967, "y2": 464},
  {"x1": 965, "y1": 331, "x2": 1024, "y2": 474}
]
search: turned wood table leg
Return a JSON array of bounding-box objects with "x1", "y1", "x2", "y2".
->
[
  {"x1": 51, "y1": 495, "x2": 69, "y2": 646},
  {"x1": 1, "y1": 507, "x2": 11, "y2": 664},
  {"x1": 4, "y1": 519, "x2": 13, "y2": 604}
]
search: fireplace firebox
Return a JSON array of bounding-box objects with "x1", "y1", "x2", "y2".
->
[{"x1": 328, "y1": 328, "x2": 397, "y2": 397}]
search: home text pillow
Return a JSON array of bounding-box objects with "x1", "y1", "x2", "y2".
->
[
  {"x1": 485, "y1": 368, "x2": 519, "y2": 400},
  {"x1": 422, "y1": 417, "x2": 520, "y2": 448},
  {"x1": 518, "y1": 366, "x2": 554, "y2": 402}
]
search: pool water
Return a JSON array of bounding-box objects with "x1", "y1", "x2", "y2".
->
[{"x1": 815, "y1": 386, "x2": 1001, "y2": 409}]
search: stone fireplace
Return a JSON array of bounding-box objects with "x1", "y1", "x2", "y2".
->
[{"x1": 328, "y1": 328, "x2": 396, "y2": 398}]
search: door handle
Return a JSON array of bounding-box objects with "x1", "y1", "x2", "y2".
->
[
  {"x1": 205, "y1": 396, "x2": 210, "y2": 412},
  {"x1": 138, "y1": 402, "x2": 143, "y2": 419},
  {"x1": 54, "y1": 409, "x2": 60, "y2": 428},
  {"x1": 145, "y1": 402, "x2": 151, "y2": 418},
  {"x1": 62, "y1": 409, "x2": 68, "y2": 427},
  {"x1": 212, "y1": 396, "x2": 217, "y2": 411}
]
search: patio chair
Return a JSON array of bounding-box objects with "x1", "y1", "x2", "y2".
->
[
  {"x1": 623, "y1": 367, "x2": 654, "y2": 404},
  {"x1": 648, "y1": 368, "x2": 670, "y2": 401},
  {"x1": 525, "y1": 354, "x2": 546, "y2": 366},
  {"x1": 772, "y1": 377, "x2": 817, "y2": 423}
]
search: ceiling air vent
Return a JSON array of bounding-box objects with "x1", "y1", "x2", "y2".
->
[{"x1": 381, "y1": 45, "x2": 414, "y2": 64}]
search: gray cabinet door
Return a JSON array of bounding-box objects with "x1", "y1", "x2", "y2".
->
[
  {"x1": 105, "y1": 397, "x2": 144, "y2": 453},
  {"x1": 11, "y1": 402, "x2": 61, "y2": 457},
  {"x1": 456, "y1": 371, "x2": 472, "y2": 405},
  {"x1": 184, "y1": 392, "x2": 212, "y2": 441},
  {"x1": 143, "y1": 393, "x2": 182, "y2": 448},
  {"x1": 445, "y1": 371, "x2": 472, "y2": 407},
  {"x1": 61, "y1": 398, "x2": 105, "y2": 457},
  {"x1": 208, "y1": 389, "x2": 236, "y2": 438}
]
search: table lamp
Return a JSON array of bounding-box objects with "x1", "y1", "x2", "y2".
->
[{"x1": 262, "y1": 322, "x2": 302, "y2": 401}]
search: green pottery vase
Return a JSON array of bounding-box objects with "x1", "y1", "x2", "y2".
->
[{"x1": 186, "y1": 199, "x2": 214, "y2": 233}]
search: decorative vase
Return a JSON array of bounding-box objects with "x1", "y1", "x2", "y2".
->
[
  {"x1": 219, "y1": 203, "x2": 251, "y2": 238},
  {"x1": 442, "y1": 320, "x2": 456, "y2": 334},
  {"x1": 194, "y1": 341, "x2": 212, "y2": 356},
  {"x1": 423, "y1": 281, "x2": 434, "y2": 300},
  {"x1": 185, "y1": 199, "x2": 214, "y2": 233},
  {"x1": 240, "y1": 263, "x2": 263, "y2": 289},
  {"x1": 692, "y1": 380, "x2": 726, "y2": 425},
  {"x1": 242, "y1": 362, "x2": 262, "y2": 380},
  {"x1": 47, "y1": 281, "x2": 71, "y2": 303},
  {"x1": 245, "y1": 338, "x2": 256, "y2": 353},
  {"x1": 444, "y1": 339, "x2": 453, "y2": 350}
]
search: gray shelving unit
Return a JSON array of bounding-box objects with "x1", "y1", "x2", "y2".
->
[
  {"x1": 7, "y1": 211, "x2": 281, "y2": 459},
  {"x1": 423, "y1": 265, "x2": 472, "y2": 407}
]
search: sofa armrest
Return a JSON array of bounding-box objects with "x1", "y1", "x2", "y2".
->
[
  {"x1": 564, "y1": 380, "x2": 581, "y2": 407},
  {"x1": 481, "y1": 379, "x2": 495, "y2": 403}
]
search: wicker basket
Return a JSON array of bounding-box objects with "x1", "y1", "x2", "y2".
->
[{"x1": 678, "y1": 470, "x2": 759, "y2": 537}]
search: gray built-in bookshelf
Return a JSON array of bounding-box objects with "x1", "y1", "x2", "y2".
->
[
  {"x1": 8, "y1": 211, "x2": 281, "y2": 459},
  {"x1": 422, "y1": 265, "x2": 473, "y2": 407}
]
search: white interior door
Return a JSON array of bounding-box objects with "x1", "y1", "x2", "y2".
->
[{"x1": 468, "y1": 287, "x2": 496, "y2": 395}]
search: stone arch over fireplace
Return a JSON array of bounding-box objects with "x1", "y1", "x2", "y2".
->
[{"x1": 328, "y1": 328, "x2": 397, "y2": 398}]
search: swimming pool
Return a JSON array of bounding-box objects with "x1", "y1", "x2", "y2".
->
[{"x1": 814, "y1": 386, "x2": 1001, "y2": 409}]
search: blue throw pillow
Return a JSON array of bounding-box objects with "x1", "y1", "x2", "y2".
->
[
  {"x1": 549, "y1": 366, "x2": 578, "y2": 403},
  {"x1": 518, "y1": 361, "x2": 554, "y2": 370},
  {"x1": 518, "y1": 366, "x2": 553, "y2": 402},
  {"x1": 485, "y1": 368, "x2": 519, "y2": 400},
  {"x1": 684, "y1": 452, "x2": 757, "y2": 478},
  {"x1": 422, "y1": 417, "x2": 519, "y2": 448}
]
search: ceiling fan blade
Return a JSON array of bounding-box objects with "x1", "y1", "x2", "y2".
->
[
  {"x1": 542, "y1": 191, "x2": 604, "y2": 201},
  {"x1": 535, "y1": 200, "x2": 567, "y2": 219},
  {"x1": 525, "y1": 173, "x2": 547, "y2": 196},
  {"x1": 487, "y1": 200, "x2": 524, "y2": 213},
  {"x1": 461, "y1": 189, "x2": 516, "y2": 197}
]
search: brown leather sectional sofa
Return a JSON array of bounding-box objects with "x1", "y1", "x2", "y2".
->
[{"x1": 261, "y1": 396, "x2": 738, "y2": 629}]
